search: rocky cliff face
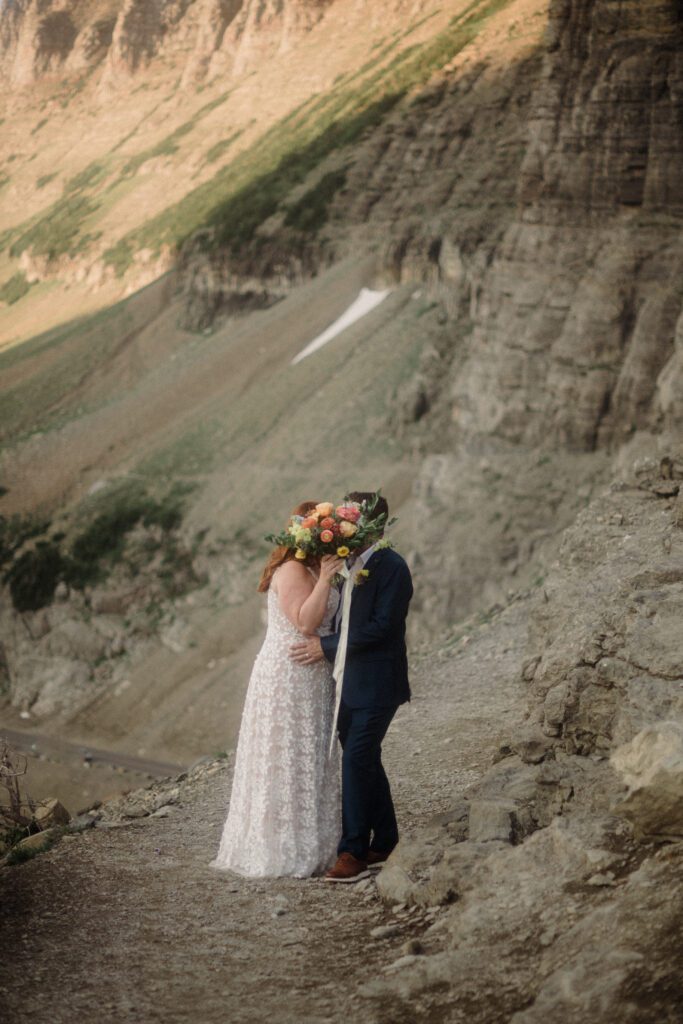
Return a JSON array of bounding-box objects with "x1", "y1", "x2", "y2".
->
[
  {"x1": 371, "y1": 444, "x2": 683, "y2": 1022},
  {"x1": 180, "y1": 0, "x2": 683, "y2": 457},
  {"x1": 453, "y1": 0, "x2": 683, "y2": 451},
  {"x1": 324, "y1": 0, "x2": 683, "y2": 451},
  {"x1": 373, "y1": 0, "x2": 683, "y2": 628},
  {"x1": 0, "y1": 0, "x2": 339, "y2": 85},
  {"x1": 0, "y1": 0, "x2": 117, "y2": 84}
]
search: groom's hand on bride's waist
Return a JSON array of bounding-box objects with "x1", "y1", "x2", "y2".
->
[{"x1": 290, "y1": 637, "x2": 324, "y2": 664}]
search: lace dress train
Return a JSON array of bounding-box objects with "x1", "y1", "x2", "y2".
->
[{"x1": 210, "y1": 572, "x2": 341, "y2": 878}]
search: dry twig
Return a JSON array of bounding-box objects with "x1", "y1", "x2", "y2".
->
[{"x1": 1, "y1": 738, "x2": 36, "y2": 831}]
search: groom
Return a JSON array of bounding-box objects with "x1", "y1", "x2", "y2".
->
[{"x1": 291, "y1": 491, "x2": 413, "y2": 882}]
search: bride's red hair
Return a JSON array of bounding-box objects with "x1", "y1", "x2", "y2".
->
[{"x1": 257, "y1": 501, "x2": 319, "y2": 592}]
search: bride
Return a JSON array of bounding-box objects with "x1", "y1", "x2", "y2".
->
[{"x1": 210, "y1": 501, "x2": 343, "y2": 878}]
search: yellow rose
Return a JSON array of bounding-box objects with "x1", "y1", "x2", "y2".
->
[
  {"x1": 339, "y1": 521, "x2": 357, "y2": 538},
  {"x1": 336, "y1": 546, "x2": 350, "y2": 558},
  {"x1": 295, "y1": 548, "x2": 307, "y2": 560},
  {"x1": 315, "y1": 502, "x2": 335, "y2": 517}
]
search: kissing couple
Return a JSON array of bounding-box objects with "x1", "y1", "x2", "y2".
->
[{"x1": 210, "y1": 491, "x2": 413, "y2": 882}]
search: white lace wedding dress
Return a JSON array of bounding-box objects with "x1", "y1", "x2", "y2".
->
[{"x1": 210, "y1": 568, "x2": 341, "y2": 877}]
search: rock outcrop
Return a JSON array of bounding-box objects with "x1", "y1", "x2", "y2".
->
[
  {"x1": 370, "y1": 445, "x2": 683, "y2": 1021},
  {"x1": 0, "y1": 0, "x2": 340, "y2": 86},
  {"x1": 613, "y1": 721, "x2": 683, "y2": 841}
]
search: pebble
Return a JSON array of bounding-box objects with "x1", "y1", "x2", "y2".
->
[
  {"x1": 384, "y1": 954, "x2": 422, "y2": 973},
  {"x1": 370, "y1": 924, "x2": 401, "y2": 939},
  {"x1": 587, "y1": 872, "x2": 616, "y2": 887},
  {"x1": 151, "y1": 805, "x2": 176, "y2": 818}
]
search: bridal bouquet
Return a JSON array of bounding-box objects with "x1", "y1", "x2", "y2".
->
[{"x1": 265, "y1": 494, "x2": 395, "y2": 560}]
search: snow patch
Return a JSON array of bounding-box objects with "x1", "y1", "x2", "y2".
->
[{"x1": 290, "y1": 288, "x2": 391, "y2": 365}]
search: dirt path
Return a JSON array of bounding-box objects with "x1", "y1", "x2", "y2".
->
[
  {"x1": 0, "y1": 726, "x2": 184, "y2": 778},
  {"x1": 0, "y1": 598, "x2": 528, "y2": 1023}
]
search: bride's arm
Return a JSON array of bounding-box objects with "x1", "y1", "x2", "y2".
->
[{"x1": 275, "y1": 558, "x2": 341, "y2": 635}]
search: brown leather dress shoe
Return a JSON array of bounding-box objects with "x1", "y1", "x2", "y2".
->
[
  {"x1": 324, "y1": 852, "x2": 370, "y2": 883},
  {"x1": 367, "y1": 850, "x2": 391, "y2": 867}
]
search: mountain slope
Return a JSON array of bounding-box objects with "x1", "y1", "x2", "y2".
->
[{"x1": 0, "y1": 0, "x2": 525, "y2": 346}]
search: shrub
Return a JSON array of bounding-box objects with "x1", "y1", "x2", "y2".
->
[
  {"x1": 63, "y1": 162, "x2": 106, "y2": 194},
  {"x1": 283, "y1": 167, "x2": 348, "y2": 234},
  {"x1": 36, "y1": 172, "x2": 58, "y2": 189},
  {"x1": 9, "y1": 195, "x2": 99, "y2": 261},
  {"x1": 0, "y1": 512, "x2": 51, "y2": 569},
  {"x1": 0, "y1": 272, "x2": 31, "y2": 306},
  {"x1": 66, "y1": 483, "x2": 192, "y2": 588},
  {"x1": 4, "y1": 542, "x2": 67, "y2": 612}
]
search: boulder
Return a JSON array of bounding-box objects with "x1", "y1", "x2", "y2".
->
[
  {"x1": 90, "y1": 588, "x2": 139, "y2": 615},
  {"x1": 33, "y1": 798, "x2": 71, "y2": 829},
  {"x1": 15, "y1": 827, "x2": 61, "y2": 854},
  {"x1": 612, "y1": 722, "x2": 683, "y2": 840},
  {"x1": 467, "y1": 799, "x2": 517, "y2": 843},
  {"x1": 512, "y1": 726, "x2": 556, "y2": 764}
]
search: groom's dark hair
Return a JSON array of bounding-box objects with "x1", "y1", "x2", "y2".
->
[{"x1": 345, "y1": 491, "x2": 389, "y2": 526}]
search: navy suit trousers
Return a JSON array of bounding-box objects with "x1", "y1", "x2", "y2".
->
[{"x1": 336, "y1": 700, "x2": 399, "y2": 860}]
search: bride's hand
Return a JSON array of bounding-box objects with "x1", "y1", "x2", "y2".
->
[{"x1": 319, "y1": 554, "x2": 345, "y2": 583}]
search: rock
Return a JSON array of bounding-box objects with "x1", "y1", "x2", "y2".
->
[
  {"x1": 11, "y1": 657, "x2": 92, "y2": 718},
  {"x1": 384, "y1": 954, "x2": 422, "y2": 973},
  {"x1": 586, "y1": 873, "x2": 615, "y2": 887},
  {"x1": 33, "y1": 798, "x2": 71, "y2": 829},
  {"x1": 510, "y1": 951, "x2": 647, "y2": 1024},
  {"x1": 512, "y1": 727, "x2": 555, "y2": 765},
  {"x1": 612, "y1": 722, "x2": 683, "y2": 840},
  {"x1": 68, "y1": 814, "x2": 98, "y2": 833},
  {"x1": 15, "y1": 827, "x2": 61, "y2": 854},
  {"x1": 370, "y1": 924, "x2": 401, "y2": 940},
  {"x1": 150, "y1": 805, "x2": 176, "y2": 818},
  {"x1": 39, "y1": 619, "x2": 108, "y2": 662},
  {"x1": 467, "y1": 799, "x2": 517, "y2": 843},
  {"x1": 90, "y1": 589, "x2": 137, "y2": 615},
  {"x1": 377, "y1": 838, "x2": 506, "y2": 908}
]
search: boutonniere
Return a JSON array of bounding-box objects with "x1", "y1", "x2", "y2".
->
[{"x1": 354, "y1": 568, "x2": 370, "y2": 587}]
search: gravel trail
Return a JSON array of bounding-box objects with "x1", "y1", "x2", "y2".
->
[{"x1": 0, "y1": 599, "x2": 528, "y2": 1024}]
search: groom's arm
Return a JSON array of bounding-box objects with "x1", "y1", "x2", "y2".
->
[{"x1": 345, "y1": 561, "x2": 413, "y2": 654}]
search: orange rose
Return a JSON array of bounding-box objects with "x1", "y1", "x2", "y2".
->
[
  {"x1": 301, "y1": 516, "x2": 318, "y2": 529},
  {"x1": 320, "y1": 517, "x2": 335, "y2": 530},
  {"x1": 320, "y1": 529, "x2": 334, "y2": 543},
  {"x1": 339, "y1": 520, "x2": 358, "y2": 538},
  {"x1": 315, "y1": 502, "x2": 335, "y2": 518}
]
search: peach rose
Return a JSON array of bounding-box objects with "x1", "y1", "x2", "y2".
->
[
  {"x1": 339, "y1": 520, "x2": 357, "y2": 538},
  {"x1": 320, "y1": 517, "x2": 335, "y2": 530},
  {"x1": 315, "y1": 502, "x2": 335, "y2": 518},
  {"x1": 336, "y1": 505, "x2": 361, "y2": 523},
  {"x1": 319, "y1": 529, "x2": 334, "y2": 543},
  {"x1": 301, "y1": 516, "x2": 318, "y2": 529}
]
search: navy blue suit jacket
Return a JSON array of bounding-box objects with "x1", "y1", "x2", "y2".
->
[{"x1": 320, "y1": 547, "x2": 413, "y2": 709}]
